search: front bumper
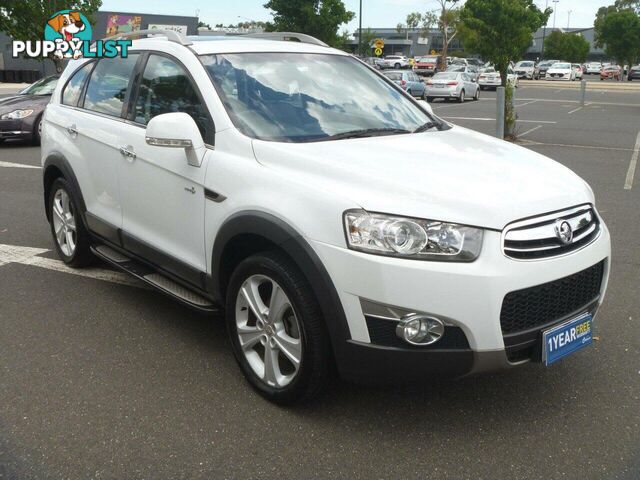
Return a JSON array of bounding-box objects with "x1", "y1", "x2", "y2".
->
[
  {"x1": 311, "y1": 221, "x2": 611, "y2": 382},
  {"x1": 515, "y1": 71, "x2": 533, "y2": 79},
  {"x1": 0, "y1": 119, "x2": 33, "y2": 140},
  {"x1": 546, "y1": 75, "x2": 572, "y2": 81}
]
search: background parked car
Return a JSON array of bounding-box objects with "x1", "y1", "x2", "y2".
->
[
  {"x1": 514, "y1": 60, "x2": 535, "y2": 79},
  {"x1": 546, "y1": 62, "x2": 576, "y2": 81},
  {"x1": 446, "y1": 64, "x2": 479, "y2": 81},
  {"x1": 585, "y1": 62, "x2": 602, "y2": 74},
  {"x1": 628, "y1": 65, "x2": 640, "y2": 81},
  {"x1": 534, "y1": 60, "x2": 560, "y2": 79},
  {"x1": 425, "y1": 71, "x2": 479, "y2": 103},
  {"x1": 382, "y1": 70, "x2": 427, "y2": 98},
  {"x1": 572, "y1": 64, "x2": 584, "y2": 80},
  {"x1": 478, "y1": 66, "x2": 519, "y2": 89},
  {"x1": 601, "y1": 65, "x2": 622, "y2": 81},
  {"x1": 378, "y1": 55, "x2": 411, "y2": 70},
  {"x1": 0, "y1": 74, "x2": 59, "y2": 145},
  {"x1": 413, "y1": 55, "x2": 441, "y2": 77}
]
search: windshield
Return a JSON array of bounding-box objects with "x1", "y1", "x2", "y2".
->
[
  {"x1": 447, "y1": 66, "x2": 465, "y2": 72},
  {"x1": 517, "y1": 62, "x2": 533, "y2": 67},
  {"x1": 433, "y1": 73, "x2": 458, "y2": 80},
  {"x1": 21, "y1": 76, "x2": 58, "y2": 95},
  {"x1": 383, "y1": 72, "x2": 403, "y2": 81},
  {"x1": 554, "y1": 63, "x2": 571, "y2": 69},
  {"x1": 419, "y1": 57, "x2": 438, "y2": 62},
  {"x1": 202, "y1": 53, "x2": 433, "y2": 143}
]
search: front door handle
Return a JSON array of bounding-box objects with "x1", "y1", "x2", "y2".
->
[
  {"x1": 66, "y1": 124, "x2": 78, "y2": 137},
  {"x1": 119, "y1": 145, "x2": 136, "y2": 160}
]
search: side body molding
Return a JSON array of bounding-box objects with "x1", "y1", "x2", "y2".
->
[{"x1": 43, "y1": 152, "x2": 87, "y2": 225}]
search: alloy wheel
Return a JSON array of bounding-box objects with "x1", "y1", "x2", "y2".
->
[
  {"x1": 235, "y1": 275, "x2": 302, "y2": 388},
  {"x1": 51, "y1": 188, "x2": 77, "y2": 257}
]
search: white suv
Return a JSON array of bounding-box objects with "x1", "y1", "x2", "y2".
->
[
  {"x1": 41, "y1": 31, "x2": 611, "y2": 404},
  {"x1": 378, "y1": 55, "x2": 411, "y2": 70}
]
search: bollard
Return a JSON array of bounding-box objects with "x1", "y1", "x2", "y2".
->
[
  {"x1": 496, "y1": 86, "x2": 505, "y2": 139},
  {"x1": 580, "y1": 80, "x2": 587, "y2": 107}
]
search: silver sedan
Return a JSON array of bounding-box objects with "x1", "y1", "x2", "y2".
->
[{"x1": 425, "y1": 72, "x2": 480, "y2": 103}]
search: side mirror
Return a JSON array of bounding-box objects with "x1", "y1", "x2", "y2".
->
[
  {"x1": 417, "y1": 99, "x2": 433, "y2": 115},
  {"x1": 146, "y1": 112, "x2": 206, "y2": 167}
]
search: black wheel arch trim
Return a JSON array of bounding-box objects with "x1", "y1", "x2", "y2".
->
[
  {"x1": 211, "y1": 210, "x2": 352, "y2": 370},
  {"x1": 43, "y1": 152, "x2": 87, "y2": 226}
]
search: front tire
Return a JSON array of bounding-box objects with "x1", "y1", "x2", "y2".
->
[
  {"x1": 474, "y1": 88, "x2": 480, "y2": 101},
  {"x1": 32, "y1": 115, "x2": 42, "y2": 145},
  {"x1": 226, "y1": 251, "x2": 332, "y2": 404},
  {"x1": 48, "y1": 178, "x2": 94, "y2": 267}
]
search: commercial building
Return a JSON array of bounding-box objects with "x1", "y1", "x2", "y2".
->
[
  {"x1": 526, "y1": 27, "x2": 606, "y2": 61},
  {"x1": 0, "y1": 10, "x2": 198, "y2": 81},
  {"x1": 350, "y1": 27, "x2": 464, "y2": 58}
]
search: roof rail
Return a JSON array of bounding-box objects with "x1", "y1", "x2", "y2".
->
[
  {"x1": 241, "y1": 32, "x2": 328, "y2": 47},
  {"x1": 104, "y1": 29, "x2": 193, "y2": 46}
]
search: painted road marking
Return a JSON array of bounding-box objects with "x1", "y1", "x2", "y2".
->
[
  {"x1": 520, "y1": 140, "x2": 637, "y2": 153},
  {"x1": 567, "y1": 106, "x2": 583, "y2": 114},
  {"x1": 516, "y1": 100, "x2": 539, "y2": 107},
  {"x1": 624, "y1": 130, "x2": 640, "y2": 190},
  {"x1": 0, "y1": 243, "x2": 146, "y2": 288},
  {"x1": 0, "y1": 160, "x2": 41, "y2": 169},
  {"x1": 443, "y1": 116, "x2": 557, "y2": 124},
  {"x1": 519, "y1": 125, "x2": 543, "y2": 137}
]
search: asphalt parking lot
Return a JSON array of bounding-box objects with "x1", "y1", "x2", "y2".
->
[{"x1": 1, "y1": 79, "x2": 639, "y2": 479}]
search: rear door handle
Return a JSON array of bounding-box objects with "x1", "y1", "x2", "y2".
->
[
  {"x1": 66, "y1": 124, "x2": 78, "y2": 137},
  {"x1": 119, "y1": 145, "x2": 136, "y2": 160}
]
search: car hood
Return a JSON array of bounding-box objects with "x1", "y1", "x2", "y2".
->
[
  {"x1": 548, "y1": 68, "x2": 571, "y2": 73},
  {"x1": 252, "y1": 126, "x2": 593, "y2": 230},
  {"x1": 0, "y1": 94, "x2": 50, "y2": 114}
]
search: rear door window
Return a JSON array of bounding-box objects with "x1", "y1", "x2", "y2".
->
[{"x1": 83, "y1": 55, "x2": 139, "y2": 117}]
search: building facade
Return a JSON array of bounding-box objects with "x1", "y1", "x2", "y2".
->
[
  {"x1": 525, "y1": 27, "x2": 606, "y2": 61},
  {"x1": 350, "y1": 28, "x2": 464, "y2": 58}
]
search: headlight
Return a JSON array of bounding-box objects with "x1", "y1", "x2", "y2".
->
[
  {"x1": 343, "y1": 210, "x2": 483, "y2": 262},
  {"x1": 1, "y1": 109, "x2": 34, "y2": 120}
]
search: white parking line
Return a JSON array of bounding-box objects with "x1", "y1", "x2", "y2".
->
[
  {"x1": 0, "y1": 160, "x2": 41, "y2": 169},
  {"x1": 520, "y1": 140, "x2": 637, "y2": 152},
  {"x1": 567, "y1": 106, "x2": 583, "y2": 114},
  {"x1": 443, "y1": 116, "x2": 557, "y2": 124},
  {"x1": 624, "y1": 130, "x2": 640, "y2": 190},
  {"x1": 518, "y1": 125, "x2": 543, "y2": 137},
  {"x1": 516, "y1": 100, "x2": 539, "y2": 107},
  {"x1": 0, "y1": 243, "x2": 146, "y2": 288}
]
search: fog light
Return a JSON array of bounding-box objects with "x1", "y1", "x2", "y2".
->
[{"x1": 396, "y1": 314, "x2": 445, "y2": 346}]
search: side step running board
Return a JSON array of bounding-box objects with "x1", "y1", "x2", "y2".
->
[{"x1": 92, "y1": 244, "x2": 219, "y2": 312}]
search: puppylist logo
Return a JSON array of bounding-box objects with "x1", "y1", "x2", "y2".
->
[{"x1": 12, "y1": 10, "x2": 131, "y2": 61}]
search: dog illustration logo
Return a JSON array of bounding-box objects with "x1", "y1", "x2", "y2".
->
[{"x1": 44, "y1": 10, "x2": 92, "y2": 59}]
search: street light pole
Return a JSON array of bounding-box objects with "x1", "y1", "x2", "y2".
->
[
  {"x1": 541, "y1": 0, "x2": 549, "y2": 59},
  {"x1": 567, "y1": 10, "x2": 572, "y2": 29},
  {"x1": 358, "y1": 0, "x2": 363, "y2": 57},
  {"x1": 552, "y1": 0, "x2": 559, "y2": 29}
]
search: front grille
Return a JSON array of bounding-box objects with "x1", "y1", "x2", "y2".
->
[
  {"x1": 500, "y1": 261, "x2": 604, "y2": 335},
  {"x1": 503, "y1": 205, "x2": 600, "y2": 260},
  {"x1": 365, "y1": 316, "x2": 470, "y2": 350}
]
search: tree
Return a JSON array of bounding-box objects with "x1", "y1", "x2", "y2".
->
[
  {"x1": 264, "y1": 0, "x2": 355, "y2": 47},
  {"x1": 357, "y1": 28, "x2": 377, "y2": 56},
  {"x1": 594, "y1": 3, "x2": 640, "y2": 78},
  {"x1": 0, "y1": 0, "x2": 102, "y2": 71},
  {"x1": 423, "y1": 1, "x2": 460, "y2": 70},
  {"x1": 544, "y1": 30, "x2": 590, "y2": 63},
  {"x1": 396, "y1": 12, "x2": 423, "y2": 56},
  {"x1": 460, "y1": 0, "x2": 550, "y2": 136},
  {"x1": 198, "y1": 21, "x2": 212, "y2": 30}
]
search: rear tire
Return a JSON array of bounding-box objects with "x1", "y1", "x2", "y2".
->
[
  {"x1": 48, "y1": 178, "x2": 94, "y2": 268},
  {"x1": 474, "y1": 88, "x2": 480, "y2": 101},
  {"x1": 458, "y1": 90, "x2": 465, "y2": 103},
  {"x1": 427, "y1": 97, "x2": 434, "y2": 103},
  {"x1": 394, "y1": 63, "x2": 401, "y2": 69},
  {"x1": 226, "y1": 251, "x2": 332, "y2": 404}
]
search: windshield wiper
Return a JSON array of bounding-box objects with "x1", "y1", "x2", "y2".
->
[
  {"x1": 316, "y1": 128, "x2": 411, "y2": 141},
  {"x1": 413, "y1": 121, "x2": 439, "y2": 133}
]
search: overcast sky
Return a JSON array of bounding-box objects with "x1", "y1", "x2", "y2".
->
[{"x1": 100, "y1": 0, "x2": 608, "y2": 31}]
